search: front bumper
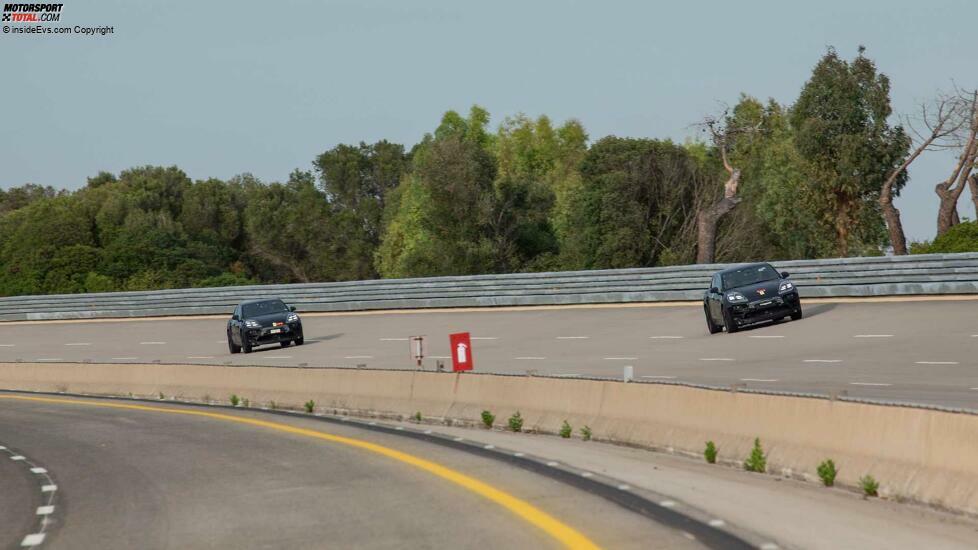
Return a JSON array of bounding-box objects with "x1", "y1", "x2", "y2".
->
[
  {"x1": 245, "y1": 322, "x2": 302, "y2": 345},
  {"x1": 729, "y1": 292, "x2": 799, "y2": 325}
]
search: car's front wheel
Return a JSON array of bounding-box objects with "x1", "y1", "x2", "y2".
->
[
  {"x1": 791, "y1": 304, "x2": 803, "y2": 321},
  {"x1": 242, "y1": 337, "x2": 252, "y2": 354},
  {"x1": 704, "y1": 305, "x2": 721, "y2": 334},
  {"x1": 722, "y1": 307, "x2": 739, "y2": 333},
  {"x1": 228, "y1": 330, "x2": 240, "y2": 354},
  {"x1": 280, "y1": 340, "x2": 291, "y2": 348}
]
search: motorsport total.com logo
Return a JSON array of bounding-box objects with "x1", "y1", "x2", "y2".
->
[{"x1": 2, "y1": 3, "x2": 63, "y2": 22}]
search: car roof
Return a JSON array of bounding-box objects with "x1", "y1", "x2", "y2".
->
[
  {"x1": 237, "y1": 298, "x2": 284, "y2": 306},
  {"x1": 716, "y1": 262, "x2": 774, "y2": 276}
]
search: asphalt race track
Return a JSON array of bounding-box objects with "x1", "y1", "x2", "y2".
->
[
  {"x1": 0, "y1": 394, "x2": 704, "y2": 550},
  {"x1": 1, "y1": 298, "x2": 976, "y2": 409}
]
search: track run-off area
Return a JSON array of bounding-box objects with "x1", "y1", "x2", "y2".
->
[{"x1": 1, "y1": 297, "x2": 976, "y2": 409}]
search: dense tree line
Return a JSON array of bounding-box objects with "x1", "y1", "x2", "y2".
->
[{"x1": 1, "y1": 48, "x2": 976, "y2": 296}]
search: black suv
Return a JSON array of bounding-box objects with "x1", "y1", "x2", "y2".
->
[
  {"x1": 704, "y1": 263, "x2": 801, "y2": 334},
  {"x1": 227, "y1": 298, "x2": 304, "y2": 353}
]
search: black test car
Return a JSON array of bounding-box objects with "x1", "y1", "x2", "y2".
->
[
  {"x1": 227, "y1": 298, "x2": 304, "y2": 353},
  {"x1": 704, "y1": 263, "x2": 801, "y2": 334}
]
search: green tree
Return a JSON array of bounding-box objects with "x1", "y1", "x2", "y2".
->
[
  {"x1": 314, "y1": 140, "x2": 409, "y2": 280},
  {"x1": 790, "y1": 47, "x2": 909, "y2": 256}
]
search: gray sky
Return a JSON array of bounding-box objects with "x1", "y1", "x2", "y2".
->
[{"x1": 2, "y1": 0, "x2": 975, "y2": 242}]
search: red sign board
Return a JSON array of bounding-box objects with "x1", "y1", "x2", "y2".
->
[{"x1": 449, "y1": 332, "x2": 473, "y2": 372}]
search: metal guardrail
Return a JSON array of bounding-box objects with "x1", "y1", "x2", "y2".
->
[{"x1": 1, "y1": 252, "x2": 976, "y2": 321}]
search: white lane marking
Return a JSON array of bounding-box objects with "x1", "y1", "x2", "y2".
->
[
  {"x1": 453, "y1": 437, "x2": 464, "y2": 442},
  {"x1": 915, "y1": 361, "x2": 959, "y2": 365},
  {"x1": 603, "y1": 357, "x2": 638, "y2": 360},
  {"x1": 641, "y1": 375, "x2": 677, "y2": 379},
  {"x1": 659, "y1": 500, "x2": 676, "y2": 508},
  {"x1": 709, "y1": 519, "x2": 726, "y2": 528},
  {"x1": 760, "y1": 544, "x2": 780, "y2": 550},
  {"x1": 36, "y1": 506, "x2": 54, "y2": 516},
  {"x1": 41, "y1": 485, "x2": 57, "y2": 492},
  {"x1": 10, "y1": 455, "x2": 25, "y2": 461},
  {"x1": 850, "y1": 382, "x2": 892, "y2": 387},
  {"x1": 972, "y1": 335, "x2": 978, "y2": 338},
  {"x1": 748, "y1": 335, "x2": 784, "y2": 339},
  {"x1": 140, "y1": 341, "x2": 166, "y2": 345},
  {"x1": 472, "y1": 337, "x2": 498, "y2": 340},
  {"x1": 64, "y1": 342, "x2": 91, "y2": 346},
  {"x1": 556, "y1": 336, "x2": 590, "y2": 340},
  {"x1": 187, "y1": 356, "x2": 214, "y2": 359},
  {"x1": 649, "y1": 336, "x2": 684, "y2": 339},
  {"x1": 971, "y1": 388, "x2": 978, "y2": 391},
  {"x1": 0, "y1": 446, "x2": 6, "y2": 450},
  {"x1": 580, "y1": 472, "x2": 594, "y2": 478},
  {"x1": 36, "y1": 358, "x2": 62, "y2": 362},
  {"x1": 379, "y1": 338, "x2": 408, "y2": 341},
  {"x1": 515, "y1": 356, "x2": 546, "y2": 360},
  {"x1": 344, "y1": 355, "x2": 373, "y2": 359},
  {"x1": 854, "y1": 334, "x2": 893, "y2": 338},
  {"x1": 513, "y1": 452, "x2": 525, "y2": 457},
  {"x1": 21, "y1": 533, "x2": 45, "y2": 547},
  {"x1": 263, "y1": 356, "x2": 292, "y2": 359},
  {"x1": 804, "y1": 359, "x2": 842, "y2": 363},
  {"x1": 700, "y1": 357, "x2": 734, "y2": 361},
  {"x1": 741, "y1": 378, "x2": 778, "y2": 382},
  {"x1": 484, "y1": 444, "x2": 494, "y2": 449},
  {"x1": 617, "y1": 484, "x2": 631, "y2": 491},
  {"x1": 546, "y1": 461, "x2": 560, "y2": 467},
  {"x1": 111, "y1": 357, "x2": 139, "y2": 360},
  {"x1": 0, "y1": 344, "x2": 14, "y2": 347},
  {"x1": 30, "y1": 467, "x2": 47, "y2": 474}
]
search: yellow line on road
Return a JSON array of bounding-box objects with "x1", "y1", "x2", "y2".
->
[{"x1": 0, "y1": 394, "x2": 600, "y2": 550}]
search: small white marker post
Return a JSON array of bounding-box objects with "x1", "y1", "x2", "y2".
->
[
  {"x1": 410, "y1": 336, "x2": 424, "y2": 370},
  {"x1": 623, "y1": 365, "x2": 634, "y2": 383}
]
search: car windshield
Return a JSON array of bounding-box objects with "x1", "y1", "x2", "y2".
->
[
  {"x1": 722, "y1": 265, "x2": 780, "y2": 290},
  {"x1": 241, "y1": 299, "x2": 288, "y2": 318}
]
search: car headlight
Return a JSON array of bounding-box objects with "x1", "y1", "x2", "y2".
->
[
  {"x1": 244, "y1": 320, "x2": 260, "y2": 328},
  {"x1": 287, "y1": 313, "x2": 299, "y2": 322},
  {"x1": 779, "y1": 281, "x2": 794, "y2": 293},
  {"x1": 725, "y1": 292, "x2": 747, "y2": 303}
]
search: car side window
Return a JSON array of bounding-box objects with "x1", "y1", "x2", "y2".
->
[
  {"x1": 233, "y1": 306, "x2": 240, "y2": 320},
  {"x1": 712, "y1": 275, "x2": 720, "y2": 292}
]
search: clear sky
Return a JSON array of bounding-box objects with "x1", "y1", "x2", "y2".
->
[{"x1": 2, "y1": 0, "x2": 974, "y2": 242}]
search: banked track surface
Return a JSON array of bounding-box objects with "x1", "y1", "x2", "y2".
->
[{"x1": 1, "y1": 297, "x2": 976, "y2": 409}]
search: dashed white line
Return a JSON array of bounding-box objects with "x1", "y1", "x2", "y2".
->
[
  {"x1": 708, "y1": 519, "x2": 726, "y2": 528},
  {"x1": 513, "y1": 452, "x2": 525, "y2": 457},
  {"x1": 641, "y1": 375, "x2": 677, "y2": 379},
  {"x1": 649, "y1": 336, "x2": 684, "y2": 339},
  {"x1": 803, "y1": 359, "x2": 842, "y2": 363},
  {"x1": 344, "y1": 355, "x2": 373, "y2": 359},
  {"x1": 484, "y1": 444, "x2": 495, "y2": 449},
  {"x1": 546, "y1": 461, "x2": 560, "y2": 467},
  {"x1": 36, "y1": 506, "x2": 54, "y2": 516},
  {"x1": 0, "y1": 344, "x2": 14, "y2": 347},
  {"x1": 30, "y1": 467, "x2": 47, "y2": 474},
  {"x1": 970, "y1": 388, "x2": 978, "y2": 391},
  {"x1": 139, "y1": 341, "x2": 166, "y2": 345},
  {"x1": 699, "y1": 358, "x2": 735, "y2": 362},
  {"x1": 36, "y1": 358, "x2": 62, "y2": 362},
  {"x1": 379, "y1": 338, "x2": 408, "y2": 341},
  {"x1": 616, "y1": 484, "x2": 631, "y2": 491},
  {"x1": 760, "y1": 543, "x2": 780, "y2": 550},
  {"x1": 187, "y1": 356, "x2": 214, "y2": 359},
  {"x1": 915, "y1": 361, "x2": 959, "y2": 365},
  {"x1": 453, "y1": 437, "x2": 464, "y2": 442},
  {"x1": 748, "y1": 335, "x2": 784, "y2": 339},
  {"x1": 515, "y1": 356, "x2": 546, "y2": 360},
  {"x1": 556, "y1": 336, "x2": 589, "y2": 340},
  {"x1": 64, "y1": 342, "x2": 91, "y2": 346},
  {"x1": 741, "y1": 378, "x2": 778, "y2": 383},
  {"x1": 10, "y1": 455, "x2": 25, "y2": 461},
  {"x1": 850, "y1": 382, "x2": 892, "y2": 387},
  {"x1": 21, "y1": 533, "x2": 45, "y2": 547},
  {"x1": 659, "y1": 500, "x2": 676, "y2": 508},
  {"x1": 603, "y1": 357, "x2": 638, "y2": 360},
  {"x1": 580, "y1": 472, "x2": 594, "y2": 478},
  {"x1": 854, "y1": 334, "x2": 893, "y2": 338},
  {"x1": 40, "y1": 485, "x2": 57, "y2": 493}
]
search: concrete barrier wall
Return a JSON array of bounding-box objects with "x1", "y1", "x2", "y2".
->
[
  {"x1": 2, "y1": 252, "x2": 977, "y2": 321},
  {"x1": 3, "y1": 362, "x2": 976, "y2": 515}
]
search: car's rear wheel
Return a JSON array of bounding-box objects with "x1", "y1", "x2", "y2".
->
[
  {"x1": 722, "y1": 307, "x2": 739, "y2": 333},
  {"x1": 791, "y1": 305, "x2": 803, "y2": 320},
  {"x1": 704, "y1": 305, "x2": 721, "y2": 334},
  {"x1": 228, "y1": 331, "x2": 240, "y2": 354}
]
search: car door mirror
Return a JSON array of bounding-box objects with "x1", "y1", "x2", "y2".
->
[
  {"x1": 231, "y1": 314, "x2": 239, "y2": 321},
  {"x1": 710, "y1": 287, "x2": 719, "y2": 294},
  {"x1": 289, "y1": 305, "x2": 296, "y2": 312},
  {"x1": 780, "y1": 271, "x2": 789, "y2": 278}
]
